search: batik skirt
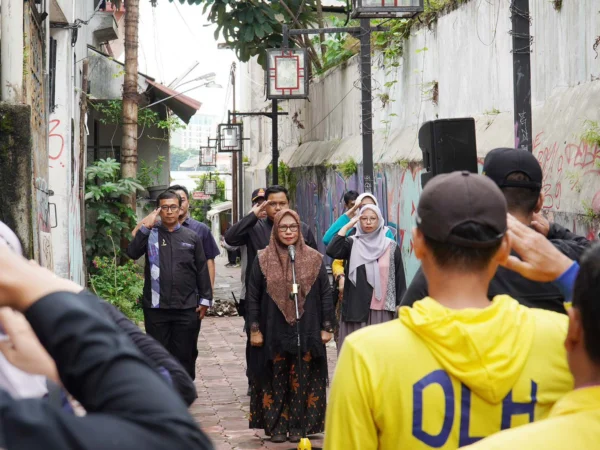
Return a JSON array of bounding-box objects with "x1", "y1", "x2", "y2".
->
[{"x1": 249, "y1": 351, "x2": 327, "y2": 437}]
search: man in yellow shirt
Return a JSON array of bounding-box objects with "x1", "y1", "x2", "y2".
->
[
  {"x1": 463, "y1": 217, "x2": 600, "y2": 449},
  {"x1": 324, "y1": 172, "x2": 573, "y2": 449}
]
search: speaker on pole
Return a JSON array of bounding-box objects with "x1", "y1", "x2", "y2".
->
[{"x1": 419, "y1": 118, "x2": 478, "y2": 188}]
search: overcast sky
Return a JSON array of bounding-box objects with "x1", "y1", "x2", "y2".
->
[{"x1": 137, "y1": 1, "x2": 236, "y2": 120}]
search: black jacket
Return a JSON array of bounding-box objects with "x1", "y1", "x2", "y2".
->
[
  {"x1": 127, "y1": 225, "x2": 212, "y2": 309},
  {"x1": 246, "y1": 259, "x2": 334, "y2": 381},
  {"x1": 2, "y1": 291, "x2": 212, "y2": 450},
  {"x1": 326, "y1": 235, "x2": 407, "y2": 323},
  {"x1": 81, "y1": 291, "x2": 197, "y2": 406},
  {"x1": 401, "y1": 223, "x2": 591, "y2": 314},
  {"x1": 224, "y1": 212, "x2": 319, "y2": 289}
]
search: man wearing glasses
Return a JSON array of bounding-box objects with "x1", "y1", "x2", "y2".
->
[{"x1": 127, "y1": 190, "x2": 213, "y2": 380}]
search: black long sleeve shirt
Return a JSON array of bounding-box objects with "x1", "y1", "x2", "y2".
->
[
  {"x1": 401, "y1": 223, "x2": 591, "y2": 313},
  {"x1": 326, "y1": 235, "x2": 406, "y2": 323},
  {"x1": 0, "y1": 291, "x2": 212, "y2": 450},
  {"x1": 127, "y1": 225, "x2": 212, "y2": 309},
  {"x1": 79, "y1": 291, "x2": 197, "y2": 406},
  {"x1": 224, "y1": 212, "x2": 319, "y2": 291}
]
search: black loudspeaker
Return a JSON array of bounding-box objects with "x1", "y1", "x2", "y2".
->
[{"x1": 419, "y1": 118, "x2": 478, "y2": 187}]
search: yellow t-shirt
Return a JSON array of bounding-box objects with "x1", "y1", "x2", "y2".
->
[
  {"x1": 324, "y1": 296, "x2": 573, "y2": 449},
  {"x1": 464, "y1": 386, "x2": 600, "y2": 449}
]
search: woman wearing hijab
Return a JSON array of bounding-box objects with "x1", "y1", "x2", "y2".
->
[
  {"x1": 322, "y1": 193, "x2": 395, "y2": 245},
  {"x1": 246, "y1": 210, "x2": 334, "y2": 443},
  {"x1": 326, "y1": 204, "x2": 406, "y2": 351}
]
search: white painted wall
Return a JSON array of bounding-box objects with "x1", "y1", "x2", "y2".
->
[
  {"x1": 48, "y1": 0, "x2": 95, "y2": 283},
  {"x1": 0, "y1": 0, "x2": 25, "y2": 102},
  {"x1": 241, "y1": 0, "x2": 600, "y2": 224}
]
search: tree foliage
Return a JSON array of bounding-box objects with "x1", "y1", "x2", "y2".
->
[
  {"x1": 168, "y1": 0, "x2": 320, "y2": 68},
  {"x1": 85, "y1": 158, "x2": 143, "y2": 268},
  {"x1": 190, "y1": 173, "x2": 227, "y2": 223},
  {"x1": 170, "y1": 146, "x2": 194, "y2": 171}
]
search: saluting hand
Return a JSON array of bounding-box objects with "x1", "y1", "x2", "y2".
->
[
  {"x1": 142, "y1": 208, "x2": 161, "y2": 229},
  {"x1": 252, "y1": 200, "x2": 269, "y2": 218},
  {"x1": 345, "y1": 202, "x2": 360, "y2": 218},
  {"x1": 502, "y1": 214, "x2": 572, "y2": 282}
]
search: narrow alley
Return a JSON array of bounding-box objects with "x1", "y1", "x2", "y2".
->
[{"x1": 190, "y1": 255, "x2": 337, "y2": 450}]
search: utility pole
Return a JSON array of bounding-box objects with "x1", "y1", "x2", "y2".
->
[
  {"x1": 282, "y1": 23, "x2": 385, "y2": 192},
  {"x1": 121, "y1": 0, "x2": 140, "y2": 209},
  {"x1": 272, "y1": 99, "x2": 279, "y2": 185},
  {"x1": 510, "y1": 0, "x2": 533, "y2": 152},
  {"x1": 359, "y1": 18, "x2": 374, "y2": 192},
  {"x1": 230, "y1": 63, "x2": 239, "y2": 223}
]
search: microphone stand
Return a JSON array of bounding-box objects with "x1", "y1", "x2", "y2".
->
[{"x1": 290, "y1": 258, "x2": 313, "y2": 450}]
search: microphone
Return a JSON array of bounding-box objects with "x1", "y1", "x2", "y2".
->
[{"x1": 288, "y1": 245, "x2": 296, "y2": 262}]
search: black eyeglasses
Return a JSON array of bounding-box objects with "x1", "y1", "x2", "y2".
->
[
  {"x1": 278, "y1": 225, "x2": 299, "y2": 232},
  {"x1": 160, "y1": 205, "x2": 180, "y2": 212}
]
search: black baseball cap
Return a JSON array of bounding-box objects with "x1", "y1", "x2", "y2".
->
[
  {"x1": 483, "y1": 147, "x2": 542, "y2": 191},
  {"x1": 417, "y1": 171, "x2": 507, "y2": 248},
  {"x1": 251, "y1": 188, "x2": 266, "y2": 202}
]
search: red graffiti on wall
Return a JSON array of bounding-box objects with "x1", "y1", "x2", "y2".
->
[
  {"x1": 534, "y1": 132, "x2": 600, "y2": 210},
  {"x1": 49, "y1": 119, "x2": 65, "y2": 161}
]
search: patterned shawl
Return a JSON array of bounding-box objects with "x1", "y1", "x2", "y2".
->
[{"x1": 258, "y1": 210, "x2": 323, "y2": 325}]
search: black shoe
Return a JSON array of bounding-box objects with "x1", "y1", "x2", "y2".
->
[
  {"x1": 271, "y1": 435, "x2": 286, "y2": 443},
  {"x1": 289, "y1": 435, "x2": 301, "y2": 443}
]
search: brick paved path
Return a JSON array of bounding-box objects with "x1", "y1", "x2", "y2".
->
[{"x1": 190, "y1": 316, "x2": 337, "y2": 450}]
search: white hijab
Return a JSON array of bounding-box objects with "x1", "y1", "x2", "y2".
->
[{"x1": 347, "y1": 205, "x2": 393, "y2": 301}]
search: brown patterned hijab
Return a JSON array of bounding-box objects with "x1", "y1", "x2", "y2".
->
[{"x1": 258, "y1": 210, "x2": 323, "y2": 325}]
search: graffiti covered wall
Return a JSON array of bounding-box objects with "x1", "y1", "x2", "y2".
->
[{"x1": 294, "y1": 164, "x2": 424, "y2": 281}]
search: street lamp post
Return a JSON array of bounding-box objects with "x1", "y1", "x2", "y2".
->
[{"x1": 274, "y1": 0, "x2": 423, "y2": 192}]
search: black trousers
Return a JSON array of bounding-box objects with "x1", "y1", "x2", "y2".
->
[
  {"x1": 144, "y1": 307, "x2": 200, "y2": 380},
  {"x1": 227, "y1": 248, "x2": 239, "y2": 264}
]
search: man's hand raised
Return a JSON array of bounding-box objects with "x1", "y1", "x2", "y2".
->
[
  {"x1": 142, "y1": 208, "x2": 161, "y2": 229},
  {"x1": 252, "y1": 200, "x2": 269, "y2": 218},
  {"x1": 502, "y1": 214, "x2": 573, "y2": 282}
]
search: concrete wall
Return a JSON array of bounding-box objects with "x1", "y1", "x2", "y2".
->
[
  {"x1": 241, "y1": 0, "x2": 600, "y2": 281},
  {"x1": 0, "y1": 105, "x2": 35, "y2": 257},
  {"x1": 48, "y1": 0, "x2": 95, "y2": 283}
]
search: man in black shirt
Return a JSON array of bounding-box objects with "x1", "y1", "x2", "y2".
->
[
  {"x1": 401, "y1": 147, "x2": 590, "y2": 313},
  {"x1": 127, "y1": 191, "x2": 212, "y2": 380},
  {"x1": 224, "y1": 185, "x2": 319, "y2": 289}
]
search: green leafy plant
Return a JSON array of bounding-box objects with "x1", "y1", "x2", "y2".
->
[
  {"x1": 396, "y1": 158, "x2": 410, "y2": 170},
  {"x1": 137, "y1": 156, "x2": 166, "y2": 188},
  {"x1": 374, "y1": 0, "x2": 471, "y2": 67},
  {"x1": 85, "y1": 158, "x2": 143, "y2": 267},
  {"x1": 312, "y1": 16, "x2": 360, "y2": 75},
  {"x1": 168, "y1": 0, "x2": 320, "y2": 69},
  {"x1": 90, "y1": 100, "x2": 184, "y2": 140},
  {"x1": 582, "y1": 120, "x2": 600, "y2": 148},
  {"x1": 266, "y1": 162, "x2": 298, "y2": 199},
  {"x1": 582, "y1": 200, "x2": 600, "y2": 225},
  {"x1": 339, "y1": 158, "x2": 358, "y2": 178},
  {"x1": 89, "y1": 253, "x2": 144, "y2": 324}
]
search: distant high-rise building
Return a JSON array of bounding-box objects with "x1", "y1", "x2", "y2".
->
[{"x1": 172, "y1": 113, "x2": 218, "y2": 150}]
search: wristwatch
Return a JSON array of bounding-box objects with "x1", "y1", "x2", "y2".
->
[{"x1": 335, "y1": 274, "x2": 345, "y2": 283}]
